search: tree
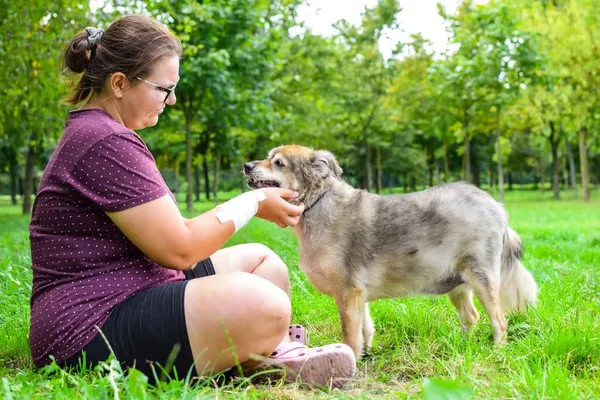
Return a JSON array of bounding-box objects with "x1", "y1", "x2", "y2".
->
[
  {"x1": 465, "y1": 1, "x2": 540, "y2": 201},
  {"x1": 328, "y1": 0, "x2": 401, "y2": 191},
  {"x1": 0, "y1": 1, "x2": 89, "y2": 214},
  {"x1": 519, "y1": 0, "x2": 600, "y2": 201},
  {"x1": 150, "y1": 0, "x2": 297, "y2": 209}
]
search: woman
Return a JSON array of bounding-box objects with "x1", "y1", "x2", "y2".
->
[{"x1": 29, "y1": 15, "x2": 355, "y2": 388}]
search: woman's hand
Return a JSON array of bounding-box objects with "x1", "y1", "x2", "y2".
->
[{"x1": 255, "y1": 188, "x2": 305, "y2": 228}]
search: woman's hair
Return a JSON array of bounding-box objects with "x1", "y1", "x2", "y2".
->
[{"x1": 62, "y1": 15, "x2": 181, "y2": 105}]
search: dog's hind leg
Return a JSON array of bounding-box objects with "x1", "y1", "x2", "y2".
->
[
  {"x1": 362, "y1": 303, "x2": 375, "y2": 354},
  {"x1": 448, "y1": 284, "x2": 480, "y2": 333},
  {"x1": 462, "y1": 264, "x2": 507, "y2": 344},
  {"x1": 335, "y1": 287, "x2": 366, "y2": 358}
]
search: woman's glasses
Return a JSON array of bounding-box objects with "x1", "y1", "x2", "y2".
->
[{"x1": 135, "y1": 76, "x2": 180, "y2": 103}]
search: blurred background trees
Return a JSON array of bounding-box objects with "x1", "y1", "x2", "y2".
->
[{"x1": 1, "y1": 0, "x2": 598, "y2": 214}]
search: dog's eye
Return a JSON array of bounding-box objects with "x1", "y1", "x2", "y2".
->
[{"x1": 274, "y1": 159, "x2": 285, "y2": 168}]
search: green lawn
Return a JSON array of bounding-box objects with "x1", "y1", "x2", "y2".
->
[{"x1": 1, "y1": 189, "x2": 599, "y2": 399}]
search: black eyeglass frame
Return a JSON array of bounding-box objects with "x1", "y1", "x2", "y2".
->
[{"x1": 135, "y1": 76, "x2": 180, "y2": 103}]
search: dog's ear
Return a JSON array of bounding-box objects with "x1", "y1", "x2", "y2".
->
[{"x1": 312, "y1": 150, "x2": 343, "y2": 180}]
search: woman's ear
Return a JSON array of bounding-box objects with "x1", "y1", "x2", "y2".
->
[{"x1": 108, "y1": 72, "x2": 129, "y2": 99}]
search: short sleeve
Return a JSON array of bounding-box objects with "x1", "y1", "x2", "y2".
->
[{"x1": 69, "y1": 132, "x2": 170, "y2": 212}]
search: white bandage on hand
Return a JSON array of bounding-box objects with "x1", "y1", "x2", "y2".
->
[{"x1": 215, "y1": 190, "x2": 267, "y2": 232}]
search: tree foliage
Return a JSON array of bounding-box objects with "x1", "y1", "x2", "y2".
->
[{"x1": 2, "y1": 0, "x2": 599, "y2": 213}]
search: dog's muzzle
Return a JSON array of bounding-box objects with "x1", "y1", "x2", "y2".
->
[{"x1": 243, "y1": 162, "x2": 281, "y2": 189}]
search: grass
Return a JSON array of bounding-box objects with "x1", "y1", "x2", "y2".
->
[{"x1": 1, "y1": 189, "x2": 599, "y2": 399}]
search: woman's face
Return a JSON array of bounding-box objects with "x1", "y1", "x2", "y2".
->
[{"x1": 120, "y1": 55, "x2": 180, "y2": 130}]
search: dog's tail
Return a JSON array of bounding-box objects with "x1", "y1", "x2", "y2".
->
[{"x1": 499, "y1": 227, "x2": 538, "y2": 312}]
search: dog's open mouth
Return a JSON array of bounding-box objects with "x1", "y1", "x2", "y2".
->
[{"x1": 247, "y1": 178, "x2": 281, "y2": 189}]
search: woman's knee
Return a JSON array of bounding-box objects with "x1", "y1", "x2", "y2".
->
[
  {"x1": 230, "y1": 274, "x2": 292, "y2": 358},
  {"x1": 211, "y1": 243, "x2": 288, "y2": 277},
  {"x1": 184, "y1": 273, "x2": 291, "y2": 372},
  {"x1": 241, "y1": 272, "x2": 291, "y2": 331},
  {"x1": 250, "y1": 243, "x2": 285, "y2": 266},
  {"x1": 253, "y1": 244, "x2": 291, "y2": 291},
  {"x1": 187, "y1": 272, "x2": 290, "y2": 337},
  {"x1": 226, "y1": 274, "x2": 291, "y2": 358}
]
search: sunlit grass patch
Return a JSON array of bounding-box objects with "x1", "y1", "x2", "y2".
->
[{"x1": 1, "y1": 190, "x2": 599, "y2": 398}]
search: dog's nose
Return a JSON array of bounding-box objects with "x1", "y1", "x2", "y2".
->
[{"x1": 244, "y1": 162, "x2": 256, "y2": 174}]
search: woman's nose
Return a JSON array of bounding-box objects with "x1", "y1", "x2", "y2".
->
[{"x1": 165, "y1": 92, "x2": 176, "y2": 105}]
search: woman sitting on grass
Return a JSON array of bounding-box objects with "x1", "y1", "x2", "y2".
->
[{"x1": 28, "y1": 15, "x2": 355, "y2": 388}]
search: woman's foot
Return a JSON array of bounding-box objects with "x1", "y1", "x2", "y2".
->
[
  {"x1": 256, "y1": 341, "x2": 356, "y2": 389},
  {"x1": 288, "y1": 324, "x2": 310, "y2": 345}
]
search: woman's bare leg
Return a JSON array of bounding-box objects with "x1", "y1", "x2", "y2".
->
[
  {"x1": 184, "y1": 243, "x2": 356, "y2": 387},
  {"x1": 209, "y1": 243, "x2": 293, "y2": 344},
  {"x1": 209, "y1": 243, "x2": 290, "y2": 296},
  {"x1": 184, "y1": 271, "x2": 290, "y2": 375}
]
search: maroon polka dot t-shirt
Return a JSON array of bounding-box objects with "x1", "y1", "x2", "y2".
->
[{"x1": 29, "y1": 109, "x2": 184, "y2": 367}]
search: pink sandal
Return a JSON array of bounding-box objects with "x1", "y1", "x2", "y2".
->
[
  {"x1": 288, "y1": 324, "x2": 310, "y2": 345},
  {"x1": 257, "y1": 341, "x2": 356, "y2": 388}
]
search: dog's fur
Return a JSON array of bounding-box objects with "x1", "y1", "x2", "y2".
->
[{"x1": 244, "y1": 145, "x2": 538, "y2": 357}]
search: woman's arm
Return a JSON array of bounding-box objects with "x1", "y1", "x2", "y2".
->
[{"x1": 107, "y1": 188, "x2": 303, "y2": 270}]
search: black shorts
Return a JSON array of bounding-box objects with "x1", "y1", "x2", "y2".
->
[{"x1": 62, "y1": 259, "x2": 216, "y2": 381}]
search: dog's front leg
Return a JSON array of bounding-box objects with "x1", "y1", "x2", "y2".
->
[
  {"x1": 362, "y1": 302, "x2": 375, "y2": 354},
  {"x1": 335, "y1": 287, "x2": 366, "y2": 358}
]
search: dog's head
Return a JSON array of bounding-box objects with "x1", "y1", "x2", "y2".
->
[{"x1": 243, "y1": 145, "x2": 343, "y2": 196}]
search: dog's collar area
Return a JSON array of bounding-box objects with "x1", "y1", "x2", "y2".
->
[{"x1": 302, "y1": 190, "x2": 329, "y2": 214}]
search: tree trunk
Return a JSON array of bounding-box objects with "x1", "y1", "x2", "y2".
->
[
  {"x1": 203, "y1": 158, "x2": 211, "y2": 200},
  {"x1": 10, "y1": 155, "x2": 18, "y2": 206},
  {"x1": 579, "y1": 128, "x2": 590, "y2": 202},
  {"x1": 496, "y1": 110, "x2": 505, "y2": 203},
  {"x1": 561, "y1": 146, "x2": 568, "y2": 189},
  {"x1": 213, "y1": 150, "x2": 221, "y2": 206},
  {"x1": 464, "y1": 133, "x2": 471, "y2": 183},
  {"x1": 566, "y1": 138, "x2": 577, "y2": 194},
  {"x1": 551, "y1": 141, "x2": 560, "y2": 200},
  {"x1": 173, "y1": 163, "x2": 180, "y2": 200},
  {"x1": 194, "y1": 164, "x2": 201, "y2": 202},
  {"x1": 486, "y1": 150, "x2": 492, "y2": 191},
  {"x1": 428, "y1": 146, "x2": 435, "y2": 187},
  {"x1": 22, "y1": 134, "x2": 38, "y2": 214},
  {"x1": 375, "y1": 145, "x2": 382, "y2": 194},
  {"x1": 463, "y1": 107, "x2": 471, "y2": 182},
  {"x1": 363, "y1": 137, "x2": 372, "y2": 192},
  {"x1": 472, "y1": 153, "x2": 481, "y2": 187},
  {"x1": 443, "y1": 138, "x2": 450, "y2": 183},
  {"x1": 539, "y1": 156, "x2": 546, "y2": 196},
  {"x1": 549, "y1": 122, "x2": 560, "y2": 200},
  {"x1": 185, "y1": 120, "x2": 194, "y2": 212},
  {"x1": 360, "y1": 108, "x2": 377, "y2": 192}
]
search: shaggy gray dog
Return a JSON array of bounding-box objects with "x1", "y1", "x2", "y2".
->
[{"x1": 244, "y1": 145, "x2": 538, "y2": 358}]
